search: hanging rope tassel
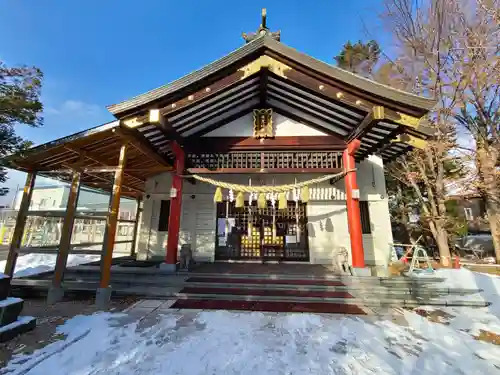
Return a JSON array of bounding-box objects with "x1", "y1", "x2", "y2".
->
[
  {"x1": 214, "y1": 187, "x2": 223, "y2": 203},
  {"x1": 235, "y1": 191, "x2": 244, "y2": 208},
  {"x1": 257, "y1": 193, "x2": 267, "y2": 209},
  {"x1": 301, "y1": 185, "x2": 310, "y2": 203},
  {"x1": 278, "y1": 192, "x2": 287, "y2": 210}
]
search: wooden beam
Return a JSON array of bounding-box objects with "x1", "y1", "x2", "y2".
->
[
  {"x1": 63, "y1": 146, "x2": 145, "y2": 186},
  {"x1": 278, "y1": 68, "x2": 429, "y2": 125},
  {"x1": 49, "y1": 170, "x2": 81, "y2": 302},
  {"x1": 186, "y1": 136, "x2": 346, "y2": 152},
  {"x1": 259, "y1": 68, "x2": 269, "y2": 106},
  {"x1": 148, "y1": 109, "x2": 184, "y2": 145},
  {"x1": 99, "y1": 144, "x2": 127, "y2": 295},
  {"x1": 116, "y1": 124, "x2": 172, "y2": 168},
  {"x1": 4, "y1": 172, "x2": 36, "y2": 277},
  {"x1": 346, "y1": 106, "x2": 385, "y2": 142},
  {"x1": 130, "y1": 198, "x2": 142, "y2": 257},
  {"x1": 187, "y1": 168, "x2": 343, "y2": 174},
  {"x1": 39, "y1": 165, "x2": 172, "y2": 174}
]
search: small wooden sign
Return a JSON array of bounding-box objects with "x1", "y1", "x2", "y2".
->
[{"x1": 253, "y1": 108, "x2": 273, "y2": 138}]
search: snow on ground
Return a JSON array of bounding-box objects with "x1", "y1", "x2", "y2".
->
[
  {"x1": 3, "y1": 307, "x2": 500, "y2": 375},
  {"x1": 415, "y1": 268, "x2": 500, "y2": 337},
  {"x1": 0, "y1": 253, "x2": 101, "y2": 278}
]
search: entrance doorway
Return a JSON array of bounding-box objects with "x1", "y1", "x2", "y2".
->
[{"x1": 215, "y1": 201, "x2": 309, "y2": 262}]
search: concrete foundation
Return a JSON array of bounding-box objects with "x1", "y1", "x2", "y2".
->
[
  {"x1": 351, "y1": 267, "x2": 373, "y2": 277},
  {"x1": 95, "y1": 287, "x2": 112, "y2": 308},
  {"x1": 47, "y1": 286, "x2": 65, "y2": 304},
  {"x1": 159, "y1": 263, "x2": 177, "y2": 273}
]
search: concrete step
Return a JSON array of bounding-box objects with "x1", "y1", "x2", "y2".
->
[
  {"x1": 173, "y1": 292, "x2": 491, "y2": 308},
  {"x1": 0, "y1": 316, "x2": 36, "y2": 342},
  {"x1": 11, "y1": 276, "x2": 481, "y2": 298},
  {"x1": 63, "y1": 266, "x2": 446, "y2": 285},
  {"x1": 0, "y1": 297, "x2": 24, "y2": 327}
]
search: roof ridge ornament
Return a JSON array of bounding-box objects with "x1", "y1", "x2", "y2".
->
[{"x1": 242, "y1": 8, "x2": 281, "y2": 43}]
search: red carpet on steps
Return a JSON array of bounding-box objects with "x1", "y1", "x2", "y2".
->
[
  {"x1": 171, "y1": 276, "x2": 366, "y2": 314},
  {"x1": 171, "y1": 299, "x2": 366, "y2": 315},
  {"x1": 180, "y1": 286, "x2": 354, "y2": 299},
  {"x1": 185, "y1": 277, "x2": 345, "y2": 286}
]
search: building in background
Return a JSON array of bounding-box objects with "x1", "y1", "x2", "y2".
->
[{"x1": 12, "y1": 185, "x2": 136, "y2": 219}]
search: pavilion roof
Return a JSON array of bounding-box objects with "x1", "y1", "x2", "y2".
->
[{"x1": 2, "y1": 121, "x2": 172, "y2": 199}]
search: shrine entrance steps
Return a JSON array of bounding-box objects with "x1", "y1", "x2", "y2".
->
[{"x1": 10, "y1": 261, "x2": 489, "y2": 314}]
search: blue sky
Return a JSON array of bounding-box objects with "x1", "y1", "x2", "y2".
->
[{"x1": 0, "y1": 0, "x2": 385, "y2": 204}]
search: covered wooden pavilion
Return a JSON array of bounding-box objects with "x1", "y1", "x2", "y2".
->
[{"x1": 2, "y1": 10, "x2": 435, "y2": 305}]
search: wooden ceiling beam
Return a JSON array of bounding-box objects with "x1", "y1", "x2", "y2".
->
[
  {"x1": 115, "y1": 123, "x2": 173, "y2": 168},
  {"x1": 63, "y1": 145, "x2": 145, "y2": 186},
  {"x1": 148, "y1": 109, "x2": 184, "y2": 145},
  {"x1": 279, "y1": 68, "x2": 430, "y2": 131},
  {"x1": 346, "y1": 106, "x2": 385, "y2": 143}
]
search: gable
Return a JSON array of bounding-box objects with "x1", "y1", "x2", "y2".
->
[{"x1": 202, "y1": 112, "x2": 328, "y2": 137}]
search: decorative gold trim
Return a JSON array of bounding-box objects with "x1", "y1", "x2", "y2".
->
[
  {"x1": 393, "y1": 112, "x2": 422, "y2": 128},
  {"x1": 393, "y1": 134, "x2": 427, "y2": 149},
  {"x1": 239, "y1": 56, "x2": 291, "y2": 79},
  {"x1": 372, "y1": 106, "x2": 385, "y2": 120},
  {"x1": 123, "y1": 117, "x2": 144, "y2": 128}
]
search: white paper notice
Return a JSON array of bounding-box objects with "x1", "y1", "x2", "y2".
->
[{"x1": 285, "y1": 235, "x2": 297, "y2": 244}]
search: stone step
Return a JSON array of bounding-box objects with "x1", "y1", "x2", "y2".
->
[
  {"x1": 63, "y1": 266, "x2": 445, "y2": 284},
  {"x1": 11, "y1": 276, "x2": 480, "y2": 298},
  {"x1": 173, "y1": 292, "x2": 491, "y2": 308},
  {"x1": 0, "y1": 297, "x2": 24, "y2": 327},
  {"x1": 0, "y1": 275, "x2": 11, "y2": 300},
  {"x1": 0, "y1": 316, "x2": 36, "y2": 343}
]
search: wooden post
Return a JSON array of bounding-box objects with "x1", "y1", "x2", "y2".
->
[
  {"x1": 129, "y1": 197, "x2": 142, "y2": 257},
  {"x1": 4, "y1": 172, "x2": 36, "y2": 277},
  {"x1": 342, "y1": 140, "x2": 366, "y2": 269},
  {"x1": 47, "y1": 171, "x2": 81, "y2": 303},
  {"x1": 96, "y1": 144, "x2": 127, "y2": 306}
]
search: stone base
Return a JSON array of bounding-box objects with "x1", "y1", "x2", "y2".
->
[
  {"x1": 0, "y1": 297, "x2": 24, "y2": 327},
  {"x1": 158, "y1": 263, "x2": 177, "y2": 273},
  {"x1": 0, "y1": 316, "x2": 36, "y2": 343},
  {"x1": 0, "y1": 275, "x2": 11, "y2": 300},
  {"x1": 47, "y1": 286, "x2": 65, "y2": 304},
  {"x1": 95, "y1": 287, "x2": 112, "y2": 309},
  {"x1": 350, "y1": 267, "x2": 373, "y2": 277}
]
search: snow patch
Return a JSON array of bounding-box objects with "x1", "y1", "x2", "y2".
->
[
  {"x1": 415, "y1": 268, "x2": 500, "y2": 336},
  {"x1": 0, "y1": 297, "x2": 23, "y2": 308},
  {"x1": 0, "y1": 253, "x2": 101, "y2": 278},
  {"x1": 4, "y1": 309, "x2": 500, "y2": 374},
  {"x1": 0, "y1": 316, "x2": 35, "y2": 334}
]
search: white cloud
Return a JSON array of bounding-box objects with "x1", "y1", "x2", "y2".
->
[{"x1": 45, "y1": 100, "x2": 102, "y2": 117}]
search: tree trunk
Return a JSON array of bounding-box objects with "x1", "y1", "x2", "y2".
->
[
  {"x1": 477, "y1": 145, "x2": 500, "y2": 264},
  {"x1": 477, "y1": 147, "x2": 500, "y2": 264},
  {"x1": 428, "y1": 220, "x2": 451, "y2": 266}
]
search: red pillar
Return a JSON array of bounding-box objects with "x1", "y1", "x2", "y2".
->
[
  {"x1": 343, "y1": 139, "x2": 365, "y2": 268},
  {"x1": 165, "y1": 141, "x2": 184, "y2": 265}
]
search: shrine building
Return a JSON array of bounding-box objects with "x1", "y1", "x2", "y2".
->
[{"x1": 2, "y1": 10, "x2": 434, "y2": 301}]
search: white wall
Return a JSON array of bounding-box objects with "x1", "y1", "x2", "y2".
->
[
  {"x1": 203, "y1": 112, "x2": 328, "y2": 137},
  {"x1": 138, "y1": 158, "x2": 393, "y2": 267}
]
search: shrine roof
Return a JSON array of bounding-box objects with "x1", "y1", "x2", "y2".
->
[{"x1": 107, "y1": 35, "x2": 436, "y2": 118}]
